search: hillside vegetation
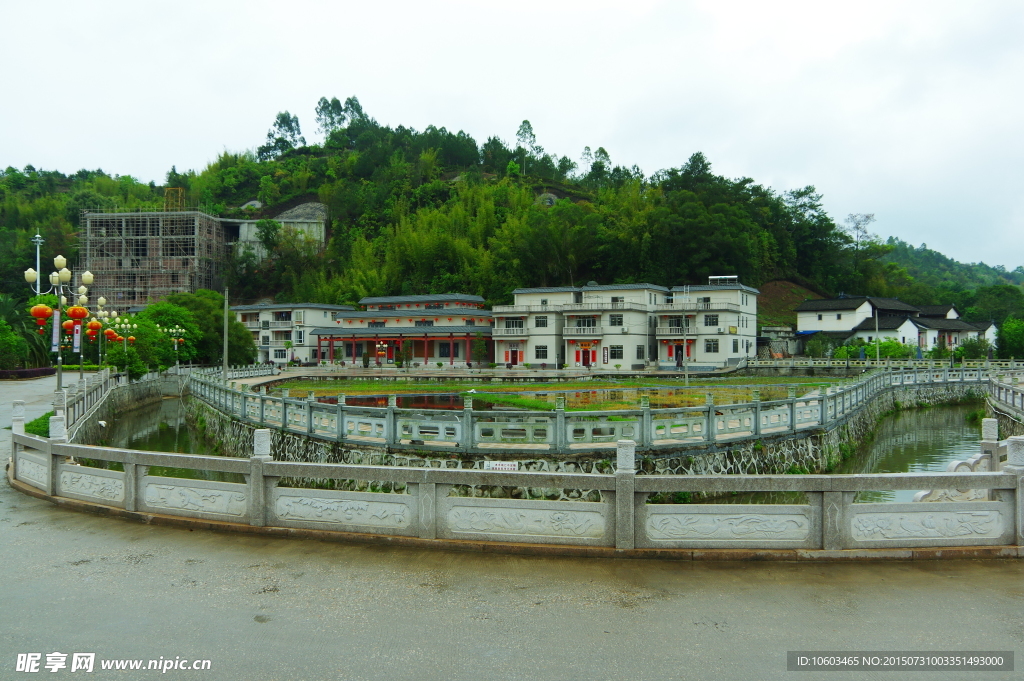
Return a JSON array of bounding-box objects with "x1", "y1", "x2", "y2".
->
[{"x1": 2, "y1": 96, "x2": 1023, "y2": 330}]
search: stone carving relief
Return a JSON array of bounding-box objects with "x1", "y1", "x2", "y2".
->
[
  {"x1": 851, "y1": 511, "x2": 1002, "y2": 541},
  {"x1": 913, "y1": 456, "x2": 992, "y2": 502},
  {"x1": 17, "y1": 458, "x2": 47, "y2": 488},
  {"x1": 647, "y1": 513, "x2": 809, "y2": 541},
  {"x1": 60, "y1": 470, "x2": 124, "y2": 502},
  {"x1": 144, "y1": 484, "x2": 246, "y2": 516},
  {"x1": 448, "y1": 507, "x2": 605, "y2": 538},
  {"x1": 275, "y1": 495, "x2": 408, "y2": 528}
]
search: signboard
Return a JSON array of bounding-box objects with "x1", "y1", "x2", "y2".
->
[
  {"x1": 50, "y1": 308, "x2": 60, "y2": 353},
  {"x1": 483, "y1": 461, "x2": 518, "y2": 471},
  {"x1": 603, "y1": 347, "x2": 609, "y2": 364},
  {"x1": 72, "y1": 322, "x2": 82, "y2": 353}
]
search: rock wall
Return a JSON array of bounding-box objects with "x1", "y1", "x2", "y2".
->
[{"x1": 71, "y1": 380, "x2": 169, "y2": 444}]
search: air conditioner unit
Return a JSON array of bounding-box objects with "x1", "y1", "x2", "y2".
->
[
  {"x1": 717, "y1": 327, "x2": 725, "y2": 334},
  {"x1": 620, "y1": 328, "x2": 628, "y2": 334}
]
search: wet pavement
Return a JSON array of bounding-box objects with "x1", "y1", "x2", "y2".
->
[{"x1": 2, "y1": 376, "x2": 1022, "y2": 680}]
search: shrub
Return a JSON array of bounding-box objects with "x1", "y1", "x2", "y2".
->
[{"x1": 24, "y1": 411, "x2": 54, "y2": 437}]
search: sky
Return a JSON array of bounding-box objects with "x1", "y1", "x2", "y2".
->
[{"x1": 4, "y1": 0, "x2": 1023, "y2": 269}]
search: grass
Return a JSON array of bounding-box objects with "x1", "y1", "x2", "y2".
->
[
  {"x1": 269, "y1": 375, "x2": 838, "y2": 411},
  {"x1": 24, "y1": 411, "x2": 54, "y2": 437}
]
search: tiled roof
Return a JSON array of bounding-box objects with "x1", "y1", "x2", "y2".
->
[
  {"x1": 230, "y1": 303, "x2": 354, "y2": 311},
  {"x1": 794, "y1": 297, "x2": 918, "y2": 313},
  {"x1": 311, "y1": 326, "x2": 491, "y2": 337},
  {"x1": 911, "y1": 317, "x2": 984, "y2": 331},
  {"x1": 851, "y1": 316, "x2": 917, "y2": 331},
  {"x1": 512, "y1": 283, "x2": 670, "y2": 294},
  {"x1": 917, "y1": 305, "x2": 957, "y2": 317},
  {"x1": 333, "y1": 310, "x2": 491, "y2": 319},
  {"x1": 359, "y1": 293, "x2": 485, "y2": 304}
]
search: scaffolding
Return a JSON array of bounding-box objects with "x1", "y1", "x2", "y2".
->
[{"x1": 80, "y1": 210, "x2": 226, "y2": 306}]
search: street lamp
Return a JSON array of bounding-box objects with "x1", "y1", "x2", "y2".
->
[
  {"x1": 24, "y1": 256, "x2": 93, "y2": 391},
  {"x1": 157, "y1": 324, "x2": 186, "y2": 371},
  {"x1": 376, "y1": 341, "x2": 387, "y2": 368}
]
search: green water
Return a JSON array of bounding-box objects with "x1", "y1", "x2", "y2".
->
[{"x1": 101, "y1": 398, "x2": 243, "y2": 483}]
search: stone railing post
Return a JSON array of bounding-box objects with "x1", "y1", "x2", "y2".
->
[
  {"x1": 640, "y1": 395, "x2": 652, "y2": 447},
  {"x1": 306, "y1": 391, "x2": 316, "y2": 435},
  {"x1": 751, "y1": 389, "x2": 761, "y2": 436},
  {"x1": 249, "y1": 429, "x2": 273, "y2": 527},
  {"x1": 981, "y1": 418, "x2": 999, "y2": 471},
  {"x1": 614, "y1": 439, "x2": 637, "y2": 550},
  {"x1": 11, "y1": 400, "x2": 25, "y2": 436},
  {"x1": 1002, "y1": 436, "x2": 1024, "y2": 546},
  {"x1": 336, "y1": 394, "x2": 346, "y2": 443},
  {"x1": 52, "y1": 389, "x2": 66, "y2": 417},
  {"x1": 386, "y1": 395, "x2": 397, "y2": 445},
  {"x1": 706, "y1": 393, "x2": 716, "y2": 443},
  {"x1": 787, "y1": 386, "x2": 798, "y2": 432},
  {"x1": 555, "y1": 396, "x2": 567, "y2": 451},
  {"x1": 47, "y1": 414, "x2": 66, "y2": 496},
  {"x1": 462, "y1": 395, "x2": 474, "y2": 451}
]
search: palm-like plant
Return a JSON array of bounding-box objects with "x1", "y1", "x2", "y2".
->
[{"x1": 0, "y1": 293, "x2": 51, "y2": 367}]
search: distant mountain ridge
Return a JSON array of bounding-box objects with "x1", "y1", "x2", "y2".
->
[{"x1": 883, "y1": 237, "x2": 1024, "y2": 290}]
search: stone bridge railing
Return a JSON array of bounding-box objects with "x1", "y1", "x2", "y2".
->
[
  {"x1": 747, "y1": 358, "x2": 1024, "y2": 370},
  {"x1": 186, "y1": 367, "x2": 1000, "y2": 455},
  {"x1": 8, "y1": 432, "x2": 1024, "y2": 555}
]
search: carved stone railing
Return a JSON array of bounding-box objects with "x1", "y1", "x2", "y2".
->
[
  {"x1": 185, "y1": 366, "x2": 1004, "y2": 456},
  {"x1": 9, "y1": 433, "x2": 1024, "y2": 553}
]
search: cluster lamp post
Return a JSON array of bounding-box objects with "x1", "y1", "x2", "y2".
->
[
  {"x1": 24, "y1": 255, "x2": 93, "y2": 391},
  {"x1": 157, "y1": 325, "x2": 186, "y2": 371}
]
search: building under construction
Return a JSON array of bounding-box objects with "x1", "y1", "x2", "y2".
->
[
  {"x1": 80, "y1": 200, "x2": 327, "y2": 306},
  {"x1": 80, "y1": 210, "x2": 226, "y2": 306}
]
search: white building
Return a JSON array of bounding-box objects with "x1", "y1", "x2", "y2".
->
[
  {"x1": 491, "y1": 276, "x2": 759, "y2": 370},
  {"x1": 232, "y1": 302, "x2": 355, "y2": 364}
]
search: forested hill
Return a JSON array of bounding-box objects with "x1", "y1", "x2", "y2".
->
[
  {"x1": 1, "y1": 96, "x2": 1022, "y2": 322},
  {"x1": 883, "y1": 237, "x2": 1024, "y2": 290}
]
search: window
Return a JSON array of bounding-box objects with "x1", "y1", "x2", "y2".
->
[
  {"x1": 295, "y1": 311, "x2": 304, "y2": 324},
  {"x1": 611, "y1": 296, "x2": 623, "y2": 303},
  {"x1": 324, "y1": 311, "x2": 328, "y2": 318},
  {"x1": 535, "y1": 316, "x2": 548, "y2": 328},
  {"x1": 836, "y1": 313, "x2": 842, "y2": 320},
  {"x1": 440, "y1": 343, "x2": 460, "y2": 358},
  {"x1": 296, "y1": 330, "x2": 304, "y2": 345},
  {"x1": 274, "y1": 311, "x2": 291, "y2": 321},
  {"x1": 540, "y1": 298, "x2": 548, "y2": 306},
  {"x1": 608, "y1": 314, "x2": 623, "y2": 327},
  {"x1": 274, "y1": 349, "x2": 287, "y2": 359},
  {"x1": 504, "y1": 318, "x2": 524, "y2": 329},
  {"x1": 732, "y1": 338, "x2": 738, "y2": 353},
  {"x1": 668, "y1": 316, "x2": 685, "y2": 329},
  {"x1": 610, "y1": 346, "x2": 624, "y2": 360},
  {"x1": 575, "y1": 316, "x2": 597, "y2": 328},
  {"x1": 704, "y1": 314, "x2": 719, "y2": 327},
  {"x1": 415, "y1": 320, "x2": 434, "y2": 327},
  {"x1": 636, "y1": 345, "x2": 645, "y2": 360},
  {"x1": 465, "y1": 319, "x2": 475, "y2": 326},
  {"x1": 817, "y1": 314, "x2": 822, "y2": 321},
  {"x1": 535, "y1": 345, "x2": 548, "y2": 359},
  {"x1": 368, "y1": 321, "x2": 386, "y2": 328},
  {"x1": 705, "y1": 338, "x2": 719, "y2": 353},
  {"x1": 261, "y1": 336, "x2": 269, "y2": 346}
]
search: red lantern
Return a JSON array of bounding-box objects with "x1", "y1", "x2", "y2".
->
[
  {"x1": 62, "y1": 320, "x2": 74, "y2": 332},
  {"x1": 87, "y1": 320, "x2": 102, "y2": 331},
  {"x1": 178, "y1": 338, "x2": 185, "y2": 343},
  {"x1": 29, "y1": 304, "x2": 53, "y2": 334},
  {"x1": 116, "y1": 336, "x2": 124, "y2": 342},
  {"x1": 127, "y1": 336, "x2": 136, "y2": 344},
  {"x1": 66, "y1": 305, "x2": 89, "y2": 321},
  {"x1": 104, "y1": 328, "x2": 117, "y2": 339}
]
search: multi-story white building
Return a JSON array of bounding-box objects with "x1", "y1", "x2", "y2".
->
[
  {"x1": 492, "y1": 277, "x2": 759, "y2": 369},
  {"x1": 655, "y1": 277, "x2": 760, "y2": 368},
  {"x1": 232, "y1": 303, "x2": 355, "y2": 364}
]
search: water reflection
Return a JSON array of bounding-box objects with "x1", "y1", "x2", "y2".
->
[{"x1": 94, "y1": 398, "x2": 243, "y2": 483}]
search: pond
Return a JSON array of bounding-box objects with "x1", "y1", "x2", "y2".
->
[{"x1": 95, "y1": 398, "x2": 985, "y2": 500}]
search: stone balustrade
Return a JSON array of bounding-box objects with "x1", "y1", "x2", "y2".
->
[
  {"x1": 186, "y1": 366, "x2": 1002, "y2": 455},
  {"x1": 9, "y1": 433, "x2": 1024, "y2": 554}
]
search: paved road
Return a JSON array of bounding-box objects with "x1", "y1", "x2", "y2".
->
[{"x1": 2, "y1": 378, "x2": 1022, "y2": 680}]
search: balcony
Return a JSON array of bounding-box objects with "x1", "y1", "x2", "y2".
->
[
  {"x1": 655, "y1": 302, "x2": 740, "y2": 313},
  {"x1": 492, "y1": 327, "x2": 531, "y2": 337},
  {"x1": 563, "y1": 326, "x2": 605, "y2": 338},
  {"x1": 561, "y1": 301, "x2": 647, "y2": 312},
  {"x1": 656, "y1": 326, "x2": 694, "y2": 336},
  {"x1": 492, "y1": 304, "x2": 562, "y2": 313}
]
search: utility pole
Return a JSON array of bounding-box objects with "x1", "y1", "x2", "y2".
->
[
  {"x1": 30, "y1": 234, "x2": 43, "y2": 295},
  {"x1": 223, "y1": 287, "x2": 229, "y2": 381},
  {"x1": 874, "y1": 305, "x2": 880, "y2": 363}
]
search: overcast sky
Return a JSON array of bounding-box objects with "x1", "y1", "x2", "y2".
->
[{"x1": 4, "y1": 1, "x2": 1023, "y2": 269}]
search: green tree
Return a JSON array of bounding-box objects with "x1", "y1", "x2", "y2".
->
[
  {"x1": 0, "y1": 318, "x2": 28, "y2": 369},
  {"x1": 997, "y1": 318, "x2": 1024, "y2": 359},
  {"x1": 164, "y1": 290, "x2": 256, "y2": 365},
  {"x1": 472, "y1": 332, "x2": 488, "y2": 364},
  {"x1": 315, "y1": 96, "x2": 347, "y2": 137}
]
